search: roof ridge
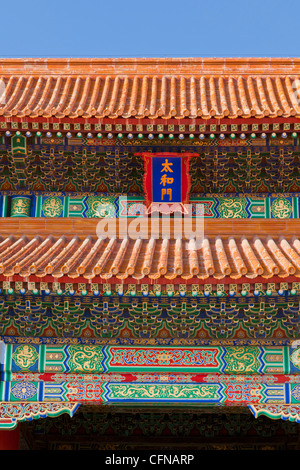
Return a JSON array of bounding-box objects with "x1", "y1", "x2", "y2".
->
[{"x1": 0, "y1": 57, "x2": 300, "y2": 76}]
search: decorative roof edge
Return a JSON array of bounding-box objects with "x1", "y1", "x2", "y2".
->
[
  {"x1": 0, "y1": 217, "x2": 299, "y2": 238},
  {"x1": 1, "y1": 57, "x2": 300, "y2": 76}
]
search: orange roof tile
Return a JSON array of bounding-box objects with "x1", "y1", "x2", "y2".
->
[
  {"x1": 1, "y1": 233, "x2": 300, "y2": 281},
  {"x1": 1, "y1": 58, "x2": 300, "y2": 119}
]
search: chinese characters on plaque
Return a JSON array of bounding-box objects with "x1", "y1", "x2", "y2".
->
[
  {"x1": 153, "y1": 156, "x2": 181, "y2": 203},
  {"x1": 140, "y1": 152, "x2": 193, "y2": 213}
]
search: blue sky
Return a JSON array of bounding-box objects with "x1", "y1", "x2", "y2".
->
[{"x1": 1, "y1": 0, "x2": 299, "y2": 58}]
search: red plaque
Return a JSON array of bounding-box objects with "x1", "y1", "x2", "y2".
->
[{"x1": 137, "y1": 152, "x2": 194, "y2": 214}]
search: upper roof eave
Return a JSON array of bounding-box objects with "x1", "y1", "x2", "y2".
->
[{"x1": 1, "y1": 57, "x2": 300, "y2": 76}]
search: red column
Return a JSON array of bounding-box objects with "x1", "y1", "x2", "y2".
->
[{"x1": 0, "y1": 426, "x2": 20, "y2": 450}]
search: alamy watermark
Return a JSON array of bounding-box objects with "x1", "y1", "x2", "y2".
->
[
  {"x1": 96, "y1": 199, "x2": 205, "y2": 250},
  {"x1": 0, "y1": 79, "x2": 6, "y2": 105},
  {"x1": 292, "y1": 78, "x2": 300, "y2": 107}
]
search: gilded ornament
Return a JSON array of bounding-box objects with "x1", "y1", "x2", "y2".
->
[
  {"x1": 10, "y1": 197, "x2": 31, "y2": 217},
  {"x1": 108, "y1": 383, "x2": 220, "y2": 400},
  {"x1": 291, "y1": 348, "x2": 300, "y2": 370},
  {"x1": 270, "y1": 197, "x2": 292, "y2": 218},
  {"x1": 217, "y1": 197, "x2": 247, "y2": 218},
  {"x1": 12, "y1": 345, "x2": 39, "y2": 369},
  {"x1": 224, "y1": 347, "x2": 260, "y2": 373},
  {"x1": 68, "y1": 345, "x2": 105, "y2": 372},
  {"x1": 86, "y1": 196, "x2": 116, "y2": 218},
  {"x1": 42, "y1": 196, "x2": 63, "y2": 217},
  {"x1": 11, "y1": 382, "x2": 37, "y2": 400},
  {"x1": 291, "y1": 385, "x2": 300, "y2": 401}
]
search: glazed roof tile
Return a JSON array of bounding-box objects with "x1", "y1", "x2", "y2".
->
[
  {"x1": 1, "y1": 234, "x2": 300, "y2": 281},
  {"x1": 1, "y1": 58, "x2": 300, "y2": 119}
]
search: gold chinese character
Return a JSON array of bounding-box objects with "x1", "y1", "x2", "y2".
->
[
  {"x1": 161, "y1": 188, "x2": 172, "y2": 201},
  {"x1": 161, "y1": 159, "x2": 173, "y2": 173},
  {"x1": 160, "y1": 174, "x2": 174, "y2": 186}
]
